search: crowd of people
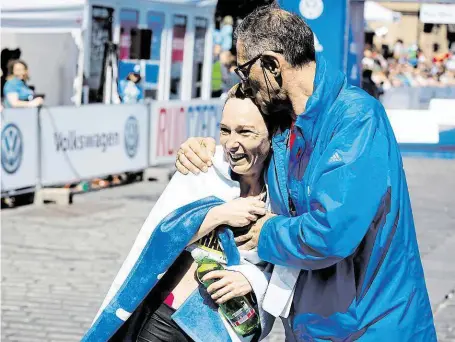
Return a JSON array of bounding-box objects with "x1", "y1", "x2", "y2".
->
[{"x1": 362, "y1": 39, "x2": 455, "y2": 99}]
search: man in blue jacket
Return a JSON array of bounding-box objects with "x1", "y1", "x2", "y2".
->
[{"x1": 176, "y1": 4, "x2": 436, "y2": 341}]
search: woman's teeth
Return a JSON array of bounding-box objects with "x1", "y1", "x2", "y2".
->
[{"x1": 230, "y1": 153, "x2": 246, "y2": 161}]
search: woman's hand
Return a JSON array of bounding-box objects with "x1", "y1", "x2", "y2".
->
[
  {"x1": 202, "y1": 270, "x2": 252, "y2": 304},
  {"x1": 213, "y1": 197, "x2": 266, "y2": 227},
  {"x1": 190, "y1": 196, "x2": 265, "y2": 245},
  {"x1": 30, "y1": 97, "x2": 44, "y2": 107}
]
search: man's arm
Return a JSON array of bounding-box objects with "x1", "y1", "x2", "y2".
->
[
  {"x1": 175, "y1": 137, "x2": 216, "y2": 174},
  {"x1": 257, "y1": 111, "x2": 391, "y2": 270}
]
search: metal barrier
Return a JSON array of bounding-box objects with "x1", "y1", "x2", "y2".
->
[
  {"x1": 1, "y1": 97, "x2": 454, "y2": 196},
  {"x1": 381, "y1": 86, "x2": 455, "y2": 110},
  {"x1": 1, "y1": 108, "x2": 39, "y2": 195},
  {"x1": 1, "y1": 100, "x2": 224, "y2": 196}
]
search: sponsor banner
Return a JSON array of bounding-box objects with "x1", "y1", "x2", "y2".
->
[
  {"x1": 149, "y1": 100, "x2": 223, "y2": 165},
  {"x1": 40, "y1": 104, "x2": 148, "y2": 186},
  {"x1": 1, "y1": 108, "x2": 39, "y2": 192},
  {"x1": 420, "y1": 4, "x2": 455, "y2": 25},
  {"x1": 279, "y1": 0, "x2": 347, "y2": 71}
]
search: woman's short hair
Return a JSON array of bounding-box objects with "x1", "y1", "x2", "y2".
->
[{"x1": 7, "y1": 59, "x2": 28, "y2": 77}]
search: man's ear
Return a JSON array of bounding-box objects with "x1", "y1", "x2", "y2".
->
[{"x1": 261, "y1": 52, "x2": 282, "y2": 78}]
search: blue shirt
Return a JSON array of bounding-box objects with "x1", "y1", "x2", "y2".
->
[
  {"x1": 3, "y1": 77, "x2": 34, "y2": 108},
  {"x1": 119, "y1": 80, "x2": 143, "y2": 104},
  {"x1": 219, "y1": 25, "x2": 233, "y2": 51}
]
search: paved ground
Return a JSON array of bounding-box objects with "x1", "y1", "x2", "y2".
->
[{"x1": 1, "y1": 157, "x2": 455, "y2": 342}]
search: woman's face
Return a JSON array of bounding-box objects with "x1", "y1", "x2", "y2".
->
[
  {"x1": 220, "y1": 98, "x2": 271, "y2": 175},
  {"x1": 13, "y1": 63, "x2": 27, "y2": 80}
]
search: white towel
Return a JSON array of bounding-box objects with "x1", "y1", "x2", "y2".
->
[{"x1": 263, "y1": 266, "x2": 300, "y2": 318}]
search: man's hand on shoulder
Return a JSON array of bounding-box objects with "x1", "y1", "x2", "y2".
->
[
  {"x1": 175, "y1": 137, "x2": 216, "y2": 175},
  {"x1": 235, "y1": 212, "x2": 276, "y2": 251}
]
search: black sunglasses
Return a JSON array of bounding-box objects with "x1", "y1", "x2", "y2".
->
[{"x1": 234, "y1": 50, "x2": 283, "y2": 83}]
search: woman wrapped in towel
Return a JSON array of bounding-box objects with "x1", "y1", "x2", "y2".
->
[{"x1": 82, "y1": 89, "x2": 299, "y2": 342}]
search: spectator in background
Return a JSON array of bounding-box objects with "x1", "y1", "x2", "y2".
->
[
  {"x1": 219, "y1": 16, "x2": 234, "y2": 52},
  {"x1": 219, "y1": 51, "x2": 238, "y2": 98},
  {"x1": 362, "y1": 48, "x2": 375, "y2": 70},
  {"x1": 393, "y1": 39, "x2": 404, "y2": 61},
  {"x1": 3, "y1": 60, "x2": 43, "y2": 108},
  {"x1": 211, "y1": 46, "x2": 223, "y2": 98},
  {"x1": 119, "y1": 72, "x2": 143, "y2": 104},
  {"x1": 362, "y1": 69, "x2": 381, "y2": 99}
]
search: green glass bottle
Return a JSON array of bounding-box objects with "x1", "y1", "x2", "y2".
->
[{"x1": 194, "y1": 256, "x2": 260, "y2": 337}]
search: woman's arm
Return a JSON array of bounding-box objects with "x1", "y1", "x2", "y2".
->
[
  {"x1": 188, "y1": 205, "x2": 224, "y2": 245},
  {"x1": 188, "y1": 197, "x2": 267, "y2": 245},
  {"x1": 6, "y1": 93, "x2": 43, "y2": 108}
]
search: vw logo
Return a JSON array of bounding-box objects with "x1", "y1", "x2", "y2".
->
[
  {"x1": 1, "y1": 123, "x2": 23, "y2": 174},
  {"x1": 124, "y1": 116, "x2": 139, "y2": 158},
  {"x1": 299, "y1": 0, "x2": 324, "y2": 20}
]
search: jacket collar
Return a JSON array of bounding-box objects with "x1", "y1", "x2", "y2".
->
[{"x1": 295, "y1": 54, "x2": 346, "y2": 130}]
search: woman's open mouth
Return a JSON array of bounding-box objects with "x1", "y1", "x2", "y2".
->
[{"x1": 229, "y1": 153, "x2": 247, "y2": 163}]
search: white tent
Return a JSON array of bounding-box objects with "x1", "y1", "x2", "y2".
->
[
  {"x1": 0, "y1": 0, "x2": 85, "y2": 32},
  {"x1": 365, "y1": 1, "x2": 402, "y2": 23},
  {"x1": 0, "y1": 0, "x2": 216, "y2": 32},
  {"x1": 1, "y1": 0, "x2": 86, "y2": 106}
]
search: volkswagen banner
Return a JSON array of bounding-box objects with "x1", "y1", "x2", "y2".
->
[
  {"x1": 149, "y1": 100, "x2": 223, "y2": 165},
  {"x1": 1, "y1": 108, "x2": 39, "y2": 193},
  {"x1": 40, "y1": 104, "x2": 148, "y2": 186}
]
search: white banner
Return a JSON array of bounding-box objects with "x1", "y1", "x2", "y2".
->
[
  {"x1": 429, "y1": 99, "x2": 455, "y2": 127},
  {"x1": 386, "y1": 110, "x2": 440, "y2": 144},
  {"x1": 1, "y1": 108, "x2": 39, "y2": 192},
  {"x1": 149, "y1": 100, "x2": 223, "y2": 165},
  {"x1": 420, "y1": 4, "x2": 455, "y2": 24},
  {"x1": 40, "y1": 104, "x2": 148, "y2": 186}
]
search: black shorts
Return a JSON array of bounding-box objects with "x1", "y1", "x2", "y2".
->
[{"x1": 137, "y1": 302, "x2": 194, "y2": 342}]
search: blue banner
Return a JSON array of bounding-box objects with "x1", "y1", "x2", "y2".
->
[
  {"x1": 347, "y1": 24, "x2": 360, "y2": 87},
  {"x1": 278, "y1": 0, "x2": 347, "y2": 71},
  {"x1": 118, "y1": 61, "x2": 141, "y2": 84},
  {"x1": 148, "y1": 12, "x2": 165, "y2": 61}
]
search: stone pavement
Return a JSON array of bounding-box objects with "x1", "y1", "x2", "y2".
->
[{"x1": 1, "y1": 157, "x2": 455, "y2": 342}]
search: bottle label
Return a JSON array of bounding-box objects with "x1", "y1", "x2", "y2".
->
[{"x1": 231, "y1": 306, "x2": 257, "y2": 326}]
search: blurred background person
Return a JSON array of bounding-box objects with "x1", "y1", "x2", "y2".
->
[
  {"x1": 211, "y1": 45, "x2": 223, "y2": 98},
  {"x1": 393, "y1": 38, "x2": 405, "y2": 62},
  {"x1": 362, "y1": 68, "x2": 381, "y2": 99},
  {"x1": 119, "y1": 72, "x2": 143, "y2": 104},
  {"x1": 219, "y1": 50, "x2": 238, "y2": 98},
  {"x1": 3, "y1": 60, "x2": 43, "y2": 108},
  {"x1": 219, "y1": 15, "x2": 233, "y2": 52}
]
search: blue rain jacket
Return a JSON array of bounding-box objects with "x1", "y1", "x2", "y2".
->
[{"x1": 259, "y1": 55, "x2": 436, "y2": 341}]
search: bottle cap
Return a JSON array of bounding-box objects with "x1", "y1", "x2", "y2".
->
[{"x1": 191, "y1": 248, "x2": 208, "y2": 263}]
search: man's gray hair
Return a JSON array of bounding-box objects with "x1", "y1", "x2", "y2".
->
[{"x1": 234, "y1": 3, "x2": 315, "y2": 67}]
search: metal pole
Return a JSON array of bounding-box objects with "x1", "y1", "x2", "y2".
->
[{"x1": 36, "y1": 105, "x2": 43, "y2": 195}]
